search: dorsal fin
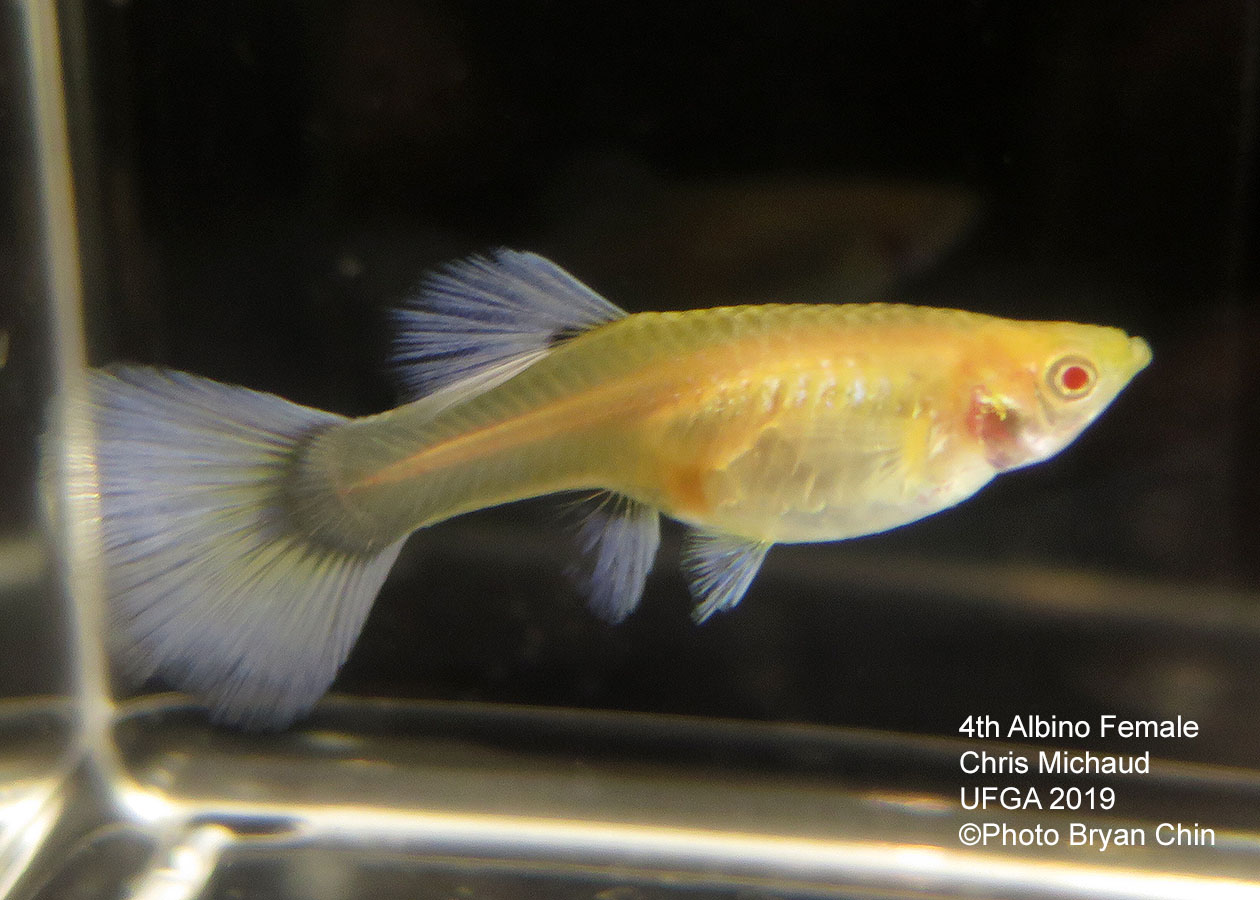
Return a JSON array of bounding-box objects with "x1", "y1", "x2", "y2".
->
[{"x1": 391, "y1": 249, "x2": 627, "y2": 400}]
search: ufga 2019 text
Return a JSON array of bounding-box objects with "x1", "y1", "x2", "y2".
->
[{"x1": 961, "y1": 785, "x2": 1116, "y2": 810}]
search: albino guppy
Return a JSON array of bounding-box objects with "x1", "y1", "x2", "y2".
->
[{"x1": 89, "y1": 250, "x2": 1151, "y2": 727}]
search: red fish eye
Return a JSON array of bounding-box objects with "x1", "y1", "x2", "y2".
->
[
  {"x1": 1060, "y1": 365, "x2": 1089, "y2": 391},
  {"x1": 1047, "y1": 356, "x2": 1096, "y2": 399}
]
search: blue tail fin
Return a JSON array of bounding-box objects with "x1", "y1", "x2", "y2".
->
[{"x1": 90, "y1": 367, "x2": 404, "y2": 729}]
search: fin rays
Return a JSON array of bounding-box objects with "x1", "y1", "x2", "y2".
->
[
  {"x1": 92, "y1": 367, "x2": 404, "y2": 729},
  {"x1": 566, "y1": 492, "x2": 661, "y2": 623},
  {"x1": 681, "y1": 531, "x2": 772, "y2": 623},
  {"x1": 391, "y1": 249, "x2": 627, "y2": 399}
]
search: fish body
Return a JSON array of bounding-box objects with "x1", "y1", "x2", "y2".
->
[
  {"x1": 298, "y1": 302, "x2": 1146, "y2": 546},
  {"x1": 87, "y1": 251, "x2": 1150, "y2": 727}
]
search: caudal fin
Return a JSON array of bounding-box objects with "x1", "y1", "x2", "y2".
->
[{"x1": 89, "y1": 367, "x2": 404, "y2": 729}]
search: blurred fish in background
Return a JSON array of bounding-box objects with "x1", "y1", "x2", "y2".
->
[{"x1": 540, "y1": 156, "x2": 980, "y2": 308}]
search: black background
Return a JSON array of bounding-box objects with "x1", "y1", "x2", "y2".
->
[{"x1": 16, "y1": 0, "x2": 1258, "y2": 761}]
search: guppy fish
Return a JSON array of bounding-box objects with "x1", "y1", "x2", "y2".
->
[{"x1": 90, "y1": 250, "x2": 1151, "y2": 728}]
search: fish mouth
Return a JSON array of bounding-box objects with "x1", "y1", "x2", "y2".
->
[{"x1": 1128, "y1": 335, "x2": 1153, "y2": 373}]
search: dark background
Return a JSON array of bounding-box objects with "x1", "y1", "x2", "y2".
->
[{"x1": 31, "y1": 0, "x2": 1260, "y2": 760}]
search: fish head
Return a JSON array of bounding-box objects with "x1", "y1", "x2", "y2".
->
[{"x1": 965, "y1": 320, "x2": 1151, "y2": 471}]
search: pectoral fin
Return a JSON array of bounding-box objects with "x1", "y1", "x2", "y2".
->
[
  {"x1": 681, "y1": 530, "x2": 772, "y2": 623},
  {"x1": 568, "y1": 493, "x2": 661, "y2": 624}
]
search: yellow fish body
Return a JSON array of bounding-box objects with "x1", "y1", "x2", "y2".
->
[{"x1": 89, "y1": 251, "x2": 1150, "y2": 727}]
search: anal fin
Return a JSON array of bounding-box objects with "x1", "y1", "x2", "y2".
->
[
  {"x1": 568, "y1": 492, "x2": 661, "y2": 624},
  {"x1": 681, "y1": 530, "x2": 772, "y2": 623}
]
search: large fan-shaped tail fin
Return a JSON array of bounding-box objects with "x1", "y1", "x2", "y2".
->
[{"x1": 90, "y1": 366, "x2": 404, "y2": 729}]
